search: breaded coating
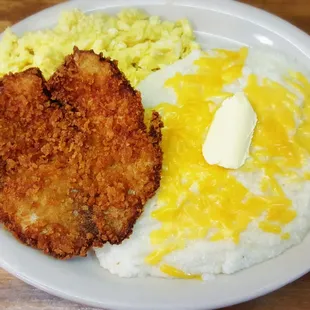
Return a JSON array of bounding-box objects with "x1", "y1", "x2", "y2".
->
[
  {"x1": 47, "y1": 47, "x2": 163, "y2": 244},
  {"x1": 0, "y1": 48, "x2": 163, "y2": 258},
  {"x1": 0, "y1": 69, "x2": 98, "y2": 258}
]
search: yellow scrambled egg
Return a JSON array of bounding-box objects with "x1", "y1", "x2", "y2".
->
[
  {"x1": 0, "y1": 9, "x2": 199, "y2": 86},
  {"x1": 144, "y1": 48, "x2": 310, "y2": 278}
]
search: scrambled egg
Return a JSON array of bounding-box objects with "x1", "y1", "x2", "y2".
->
[{"x1": 0, "y1": 9, "x2": 199, "y2": 86}]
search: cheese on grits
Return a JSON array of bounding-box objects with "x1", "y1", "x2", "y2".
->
[{"x1": 96, "y1": 48, "x2": 310, "y2": 280}]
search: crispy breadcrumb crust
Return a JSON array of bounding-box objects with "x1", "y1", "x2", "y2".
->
[
  {"x1": 0, "y1": 68, "x2": 98, "y2": 258},
  {"x1": 0, "y1": 48, "x2": 163, "y2": 259},
  {"x1": 47, "y1": 47, "x2": 163, "y2": 244}
]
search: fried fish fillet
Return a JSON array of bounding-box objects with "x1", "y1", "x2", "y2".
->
[
  {"x1": 0, "y1": 49, "x2": 163, "y2": 258},
  {"x1": 47, "y1": 47, "x2": 163, "y2": 244}
]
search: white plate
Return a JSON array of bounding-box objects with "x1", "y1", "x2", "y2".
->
[{"x1": 1, "y1": 0, "x2": 310, "y2": 309}]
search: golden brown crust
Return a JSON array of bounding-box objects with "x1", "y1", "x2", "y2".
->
[
  {"x1": 0, "y1": 48, "x2": 163, "y2": 258},
  {"x1": 0, "y1": 69, "x2": 99, "y2": 259},
  {"x1": 47, "y1": 47, "x2": 163, "y2": 244}
]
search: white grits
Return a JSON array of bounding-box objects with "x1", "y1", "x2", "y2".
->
[{"x1": 95, "y1": 48, "x2": 310, "y2": 279}]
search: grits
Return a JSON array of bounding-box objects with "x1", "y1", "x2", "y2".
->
[{"x1": 95, "y1": 48, "x2": 310, "y2": 279}]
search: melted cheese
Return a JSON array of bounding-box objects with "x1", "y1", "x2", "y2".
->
[{"x1": 160, "y1": 264, "x2": 202, "y2": 280}]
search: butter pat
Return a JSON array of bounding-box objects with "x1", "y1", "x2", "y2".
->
[{"x1": 202, "y1": 92, "x2": 257, "y2": 169}]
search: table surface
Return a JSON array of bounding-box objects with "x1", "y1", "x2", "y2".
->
[{"x1": 0, "y1": 0, "x2": 310, "y2": 309}]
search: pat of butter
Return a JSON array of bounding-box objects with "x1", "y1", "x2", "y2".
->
[{"x1": 202, "y1": 92, "x2": 257, "y2": 169}]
